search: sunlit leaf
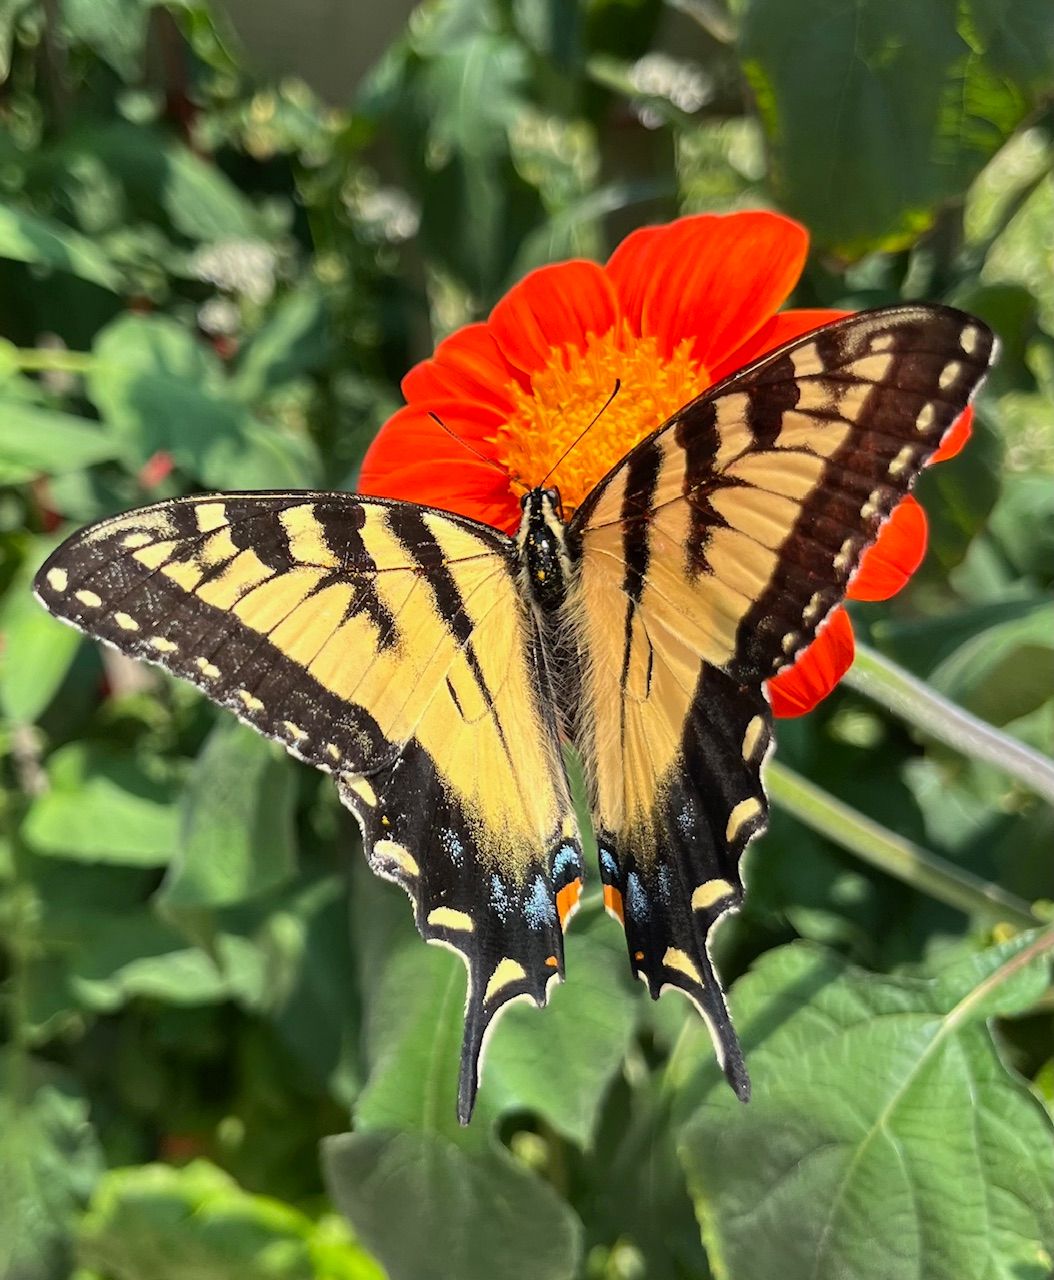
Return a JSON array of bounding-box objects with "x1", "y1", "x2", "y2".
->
[{"x1": 677, "y1": 933, "x2": 1054, "y2": 1280}]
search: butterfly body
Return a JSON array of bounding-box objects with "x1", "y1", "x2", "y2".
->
[{"x1": 34, "y1": 304, "x2": 995, "y2": 1122}]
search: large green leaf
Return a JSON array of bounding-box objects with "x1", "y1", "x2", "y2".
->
[
  {"x1": 76, "y1": 1159, "x2": 385, "y2": 1280},
  {"x1": 159, "y1": 720, "x2": 298, "y2": 910},
  {"x1": 738, "y1": 0, "x2": 1054, "y2": 252},
  {"x1": 677, "y1": 932, "x2": 1054, "y2": 1280},
  {"x1": 0, "y1": 537, "x2": 83, "y2": 722},
  {"x1": 21, "y1": 742, "x2": 182, "y2": 866},
  {"x1": 0, "y1": 1066, "x2": 103, "y2": 1280},
  {"x1": 0, "y1": 399, "x2": 119, "y2": 482},
  {"x1": 230, "y1": 284, "x2": 332, "y2": 401},
  {"x1": 88, "y1": 314, "x2": 321, "y2": 488},
  {"x1": 323, "y1": 1130, "x2": 582, "y2": 1280},
  {"x1": 0, "y1": 202, "x2": 121, "y2": 290}
]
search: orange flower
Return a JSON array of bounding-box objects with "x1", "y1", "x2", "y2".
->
[{"x1": 359, "y1": 211, "x2": 971, "y2": 717}]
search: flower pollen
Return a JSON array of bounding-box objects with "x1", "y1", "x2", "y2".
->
[{"x1": 493, "y1": 322, "x2": 709, "y2": 513}]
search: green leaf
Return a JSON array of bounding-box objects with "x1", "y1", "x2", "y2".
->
[
  {"x1": 76, "y1": 1159, "x2": 385, "y2": 1280},
  {"x1": 0, "y1": 1067, "x2": 104, "y2": 1280},
  {"x1": 323, "y1": 1130, "x2": 583, "y2": 1280},
  {"x1": 67, "y1": 910, "x2": 267, "y2": 1012},
  {"x1": 159, "y1": 720, "x2": 298, "y2": 910},
  {"x1": 62, "y1": 0, "x2": 150, "y2": 81},
  {"x1": 230, "y1": 285, "x2": 332, "y2": 401},
  {"x1": 22, "y1": 742, "x2": 181, "y2": 866},
  {"x1": 677, "y1": 932, "x2": 1054, "y2": 1280},
  {"x1": 0, "y1": 537, "x2": 83, "y2": 722},
  {"x1": 88, "y1": 314, "x2": 321, "y2": 487},
  {"x1": 0, "y1": 399, "x2": 119, "y2": 482},
  {"x1": 738, "y1": 0, "x2": 1054, "y2": 252},
  {"x1": 0, "y1": 0, "x2": 34, "y2": 82},
  {"x1": 928, "y1": 604, "x2": 1054, "y2": 726},
  {"x1": 0, "y1": 201, "x2": 121, "y2": 290}
]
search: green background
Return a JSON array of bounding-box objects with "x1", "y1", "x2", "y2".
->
[{"x1": 1, "y1": 2, "x2": 1052, "y2": 1278}]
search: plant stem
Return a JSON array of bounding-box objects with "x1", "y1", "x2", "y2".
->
[
  {"x1": 845, "y1": 642, "x2": 1054, "y2": 807},
  {"x1": 766, "y1": 760, "x2": 1042, "y2": 929},
  {"x1": 9, "y1": 347, "x2": 96, "y2": 375}
]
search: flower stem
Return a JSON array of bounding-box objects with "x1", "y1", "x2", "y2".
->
[
  {"x1": 845, "y1": 642, "x2": 1054, "y2": 807},
  {"x1": 765, "y1": 759, "x2": 1042, "y2": 929}
]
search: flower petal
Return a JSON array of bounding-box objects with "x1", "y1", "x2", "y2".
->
[
  {"x1": 402, "y1": 323, "x2": 524, "y2": 409},
  {"x1": 710, "y1": 308, "x2": 850, "y2": 384},
  {"x1": 930, "y1": 405, "x2": 972, "y2": 464},
  {"x1": 608, "y1": 211, "x2": 809, "y2": 369},
  {"x1": 767, "y1": 606, "x2": 855, "y2": 718},
  {"x1": 487, "y1": 260, "x2": 619, "y2": 376},
  {"x1": 849, "y1": 495, "x2": 927, "y2": 602},
  {"x1": 357, "y1": 400, "x2": 520, "y2": 533}
]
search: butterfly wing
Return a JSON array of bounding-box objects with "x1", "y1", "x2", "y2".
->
[
  {"x1": 35, "y1": 492, "x2": 583, "y2": 1121},
  {"x1": 568, "y1": 304, "x2": 996, "y2": 1094}
]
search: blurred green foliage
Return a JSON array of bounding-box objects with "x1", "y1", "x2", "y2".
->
[{"x1": 0, "y1": 2, "x2": 1052, "y2": 1278}]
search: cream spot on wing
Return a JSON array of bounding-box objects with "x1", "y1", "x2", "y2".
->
[
  {"x1": 120, "y1": 531, "x2": 154, "y2": 549},
  {"x1": 847, "y1": 352, "x2": 893, "y2": 382},
  {"x1": 663, "y1": 947, "x2": 703, "y2": 985},
  {"x1": 888, "y1": 444, "x2": 915, "y2": 478},
  {"x1": 113, "y1": 611, "x2": 140, "y2": 632},
  {"x1": 781, "y1": 631, "x2": 798, "y2": 655},
  {"x1": 46, "y1": 568, "x2": 68, "y2": 592},
  {"x1": 75, "y1": 589, "x2": 102, "y2": 607},
  {"x1": 484, "y1": 957, "x2": 526, "y2": 1003},
  {"x1": 834, "y1": 536, "x2": 855, "y2": 572},
  {"x1": 196, "y1": 658, "x2": 222, "y2": 679},
  {"x1": 804, "y1": 590, "x2": 825, "y2": 623},
  {"x1": 325, "y1": 743, "x2": 340, "y2": 761},
  {"x1": 790, "y1": 343, "x2": 822, "y2": 377},
  {"x1": 870, "y1": 332, "x2": 896, "y2": 352},
  {"x1": 691, "y1": 879, "x2": 736, "y2": 911},
  {"x1": 348, "y1": 777, "x2": 377, "y2": 806},
  {"x1": 195, "y1": 502, "x2": 228, "y2": 533},
  {"x1": 915, "y1": 403, "x2": 936, "y2": 433},
  {"x1": 742, "y1": 715, "x2": 767, "y2": 762},
  {"x1": 428, "y1": 906, "x2": 475, "y2": 933},
  {"x1": 375, "y1": 839, "x2": 419, "y2": 877},
  {"x1": 726, "y1": 797, "x2": 763, "y2": 842},
  {"x1": 237, "y1": 688, "x2": 264, "y2": 713},
  {"x1": 861, "y1": 488, "x2": 884, "y2": 520},
  {"x1": 148, "y1": 636, "x2": 178, "y2": 652},
  {"x1": 938, "y1": 361, "x2": 961, "y2": 390},
  {"x1": 960, "y1": 325, "x2": 980, "y2": 355}
]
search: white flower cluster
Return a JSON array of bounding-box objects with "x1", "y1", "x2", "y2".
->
[
  {"x1": 189, "y1": 237, "x2": 277, "y2": 305},
  {"x1": 629, "y1": 54, "x2": 712, "y2": 129},
  {"x1": 343, "y1": 184, "x2": 420, "y2": 244}
]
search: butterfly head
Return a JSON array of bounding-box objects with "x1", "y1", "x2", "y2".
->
[{"x1": 518, "y1": 486, "x2": 573, "y2": 611}]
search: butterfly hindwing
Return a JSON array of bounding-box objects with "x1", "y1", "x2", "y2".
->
[
  {"x1": 35, "y1": 492, "x2": 583, "y2": 1120},
  {"x1": 569, "y1": 304, "x2": 995, "y2": 1089}
]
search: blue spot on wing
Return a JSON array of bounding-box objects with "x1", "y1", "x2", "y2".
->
[
  {"x1": 626, "y1": 872, "x2": 649, "y2": 922},
  {"x1": 523, "y1": 875, "x2": 556, "y2": 929},
  {"x1": 490, "y1": 874, "x2": 510, "y2": 921}
]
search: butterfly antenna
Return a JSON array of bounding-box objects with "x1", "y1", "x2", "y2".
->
[
  {"x1": 426, "y1": 411, "x2": 526, "y2": 491},
  {"x1": 540, "y1": 379, "x2": 621, "y2": 489}
]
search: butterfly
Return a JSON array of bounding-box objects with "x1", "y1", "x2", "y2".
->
[{"x1": 35, "y1": 304, "x2": 995, "y2": 1122}]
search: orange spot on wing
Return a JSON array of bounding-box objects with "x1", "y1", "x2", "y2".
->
[
  {"x1": 634, "y1": 950, "x2": 644, "y2": 961},
  {"x1": 603, "y1": 884, "x2": 625, "y2": 924},
  {"x1": 545, "y1": 954, "x2": 559, "y2": 968},
  {"x1": 556, "y1": 878, "x2": 582, "y2": 926}
]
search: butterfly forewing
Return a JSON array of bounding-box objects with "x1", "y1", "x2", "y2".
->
[
  {"x1": 35, "y1": 492, "x2": 584, "y2": 1121},
  {"x1": 568, "y1": 304, "x2": 995, "y2": 1091}
]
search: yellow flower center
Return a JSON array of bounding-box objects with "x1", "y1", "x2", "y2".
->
[{"x1": 493, "y1": 322, "x2": 710, "y2": 514}]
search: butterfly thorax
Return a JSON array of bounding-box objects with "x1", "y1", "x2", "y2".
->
[{"x1": 517, "y1": 487, "x2": 576, "y2": 613}]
